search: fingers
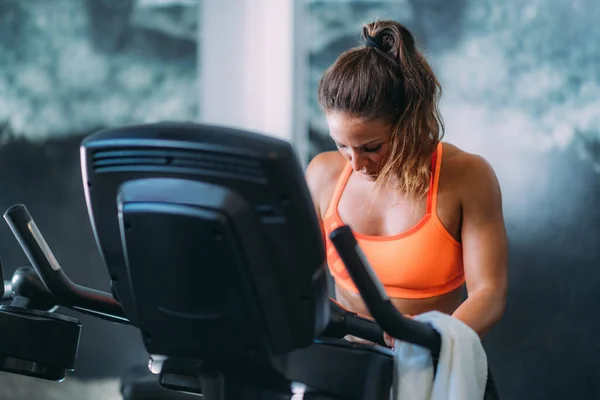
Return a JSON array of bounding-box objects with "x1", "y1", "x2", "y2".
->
[
  {"x1": 383, "y1": 332, "x2": 394, "y2": 348},
  {"x1": 383, "y1": 314, "x2": 414, "y2": 348},
  {"x1": 345, "y1": 335, "x2": 377, "y2": 346}
]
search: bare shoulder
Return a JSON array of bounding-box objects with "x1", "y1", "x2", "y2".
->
[
  {"x1": 305, "y1": 151, "x2": 346, "y2": 215},
  {"x1": 441, "y1": 143, "x2": 502, "y2": 202}
]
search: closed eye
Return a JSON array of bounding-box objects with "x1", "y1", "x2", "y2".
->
[
  {"x1": 333, "y1": 140, "x2": 382, "y2": 153},
  {"x1": 363, "y1": 143, "x2": 382, "y2": 153}
]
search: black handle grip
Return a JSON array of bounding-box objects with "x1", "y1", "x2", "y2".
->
[
  {"x1": 3, "y1": 204, "x2": 129, "y2": 324},
  {"x1": 344, "y1": 311, "x2": 387, "y2": 347},
  {"x1": 329, "y1": 225, "x2": 440, "y2": 357},
  {"x1": 323, "y1": 298, "x2": 387, "y2": 346}
]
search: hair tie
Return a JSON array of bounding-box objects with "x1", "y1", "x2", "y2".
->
[{"x1": 365, "y1": 35, "x2": 380, "y2": 48}]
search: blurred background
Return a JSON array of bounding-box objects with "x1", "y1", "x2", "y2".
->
[{"x1": 0, "y1": 0, "x2": 598, "y2": 399}]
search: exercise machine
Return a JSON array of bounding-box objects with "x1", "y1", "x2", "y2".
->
[{"x1": 0, "y1": 122, "x2": 440, "y2": 399}]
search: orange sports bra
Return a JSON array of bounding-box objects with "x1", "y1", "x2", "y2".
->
[{"x1": 322, "y1": 142, "x2": 464, "y2": 299}]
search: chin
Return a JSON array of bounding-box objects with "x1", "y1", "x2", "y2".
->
[{"x1": 361, "y1": 172, "x2": 378, "y2": 181}]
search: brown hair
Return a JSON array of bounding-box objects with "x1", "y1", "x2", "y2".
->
[{"x1": 318, "y1": 20, "x2": 444, "y2": 201}]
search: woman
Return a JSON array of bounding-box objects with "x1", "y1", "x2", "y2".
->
[{"x1": 306, "y1": 21, "x2": 508, "y2": 350}]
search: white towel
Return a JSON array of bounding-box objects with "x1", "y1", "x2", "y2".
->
[{"x1": 391, "y1": 311, "x2": 488, "y2": 400}]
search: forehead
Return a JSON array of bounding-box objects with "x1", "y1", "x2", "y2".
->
[{"x1": 325, "y1": 112, "x2": 392, "y2": 146}]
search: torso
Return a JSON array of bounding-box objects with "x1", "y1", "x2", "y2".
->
[{"x1": 315, "y1": 143, "x2": 466, "y2": 324}]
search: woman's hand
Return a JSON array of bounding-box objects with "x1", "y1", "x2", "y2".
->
[
  {"x1": 383, "y1": 314, "x2": 413, "y2": 349},
  {"x1": 344, "y1": 335, "x2": 378, "y2": 346},
  {"x1": 383, "y1": 332, "x2": 395, "y2": 348}
]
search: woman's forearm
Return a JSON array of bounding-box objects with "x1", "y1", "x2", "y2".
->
[{"x1": 451, "y1": 288, "x2": 506, "y2": 338}]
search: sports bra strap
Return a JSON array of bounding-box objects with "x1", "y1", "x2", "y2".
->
[
  {"x1": 327, "y1": 162, "x2": 353, "y2": 217},
  {"x1": 426, "y1": 142, "x2": 443, "y2": 215}
]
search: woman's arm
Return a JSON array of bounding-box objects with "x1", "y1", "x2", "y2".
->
[
  {"x1": 305, "y1": 154, "x2": 327, "y2": 243},
  {"x1": 451, "y1": 155, "x2": 508, "y2": 338},
  {"x1": 305, "y1": 151, "x2": 346, "y2": 243}
]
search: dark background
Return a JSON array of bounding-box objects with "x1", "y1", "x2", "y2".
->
[
  {"x1": 0, "y1": 0, "x2": 598, "y2": 399},
  {"x1": 307, "y1": 1, "x2": 600, "y2": 399},
  {"x1": 0, "y1": 0, "x2": 198, "y2": 389}
]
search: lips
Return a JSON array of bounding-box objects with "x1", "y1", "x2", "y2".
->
[{"x1": 361, "y1": 171, "x2": 377, "y2": 178}]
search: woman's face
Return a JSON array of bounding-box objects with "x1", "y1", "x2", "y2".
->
[{"x1": 325, "y1": 112, "x2": 392, "y2": 181}]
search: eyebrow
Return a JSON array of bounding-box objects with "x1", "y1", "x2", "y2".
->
[{"x1": 331, "y1": 137, "x2": 382, "y2": 147}]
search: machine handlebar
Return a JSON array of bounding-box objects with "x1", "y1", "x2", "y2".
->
[
  {"x1": 0, "y1": 204, "x2": 439, "y2": 352},
  {"x1": 3, "y1": 204, "x2": 128, "y2": 324},
  {"x1": 322, "y1": 298, "x2": 387, "y2": 347}
]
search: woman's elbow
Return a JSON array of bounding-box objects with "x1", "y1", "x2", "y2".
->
[{"x1": 486, "y1": 286, "x2": 507, "y2": 325}]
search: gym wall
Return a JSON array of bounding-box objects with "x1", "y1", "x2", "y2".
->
[
  {"x1": 306, "y1": 1, "x2": 600, "y2": 399},
  {"x1": 1, "y1": 0, "x2": 598, "y2": 399},
  {"x1": 0, "y1": 0, "x2": 199, "y2": 392}
]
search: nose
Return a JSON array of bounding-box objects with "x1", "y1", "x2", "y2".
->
[{"x1": 349, "y1": 152, "x2": 368, "y2": 172}]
